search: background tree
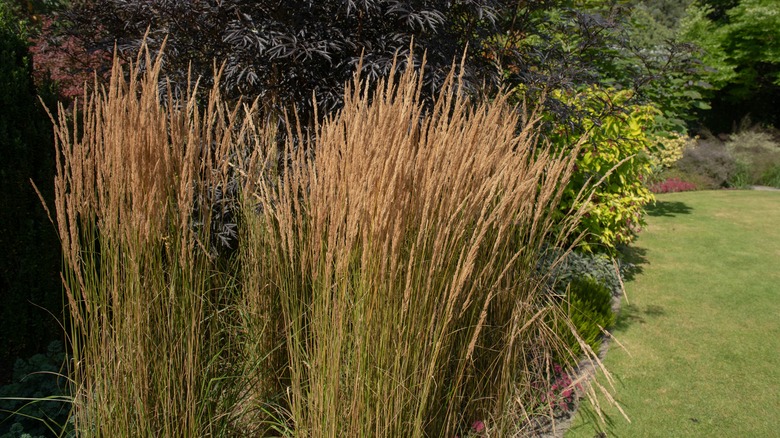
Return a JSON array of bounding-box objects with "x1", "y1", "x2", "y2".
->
[
  {"x1": 493, "y1": 1, "x2": 707, "y2": 135},
  {"x1": 681, "y1": 0, "x2": 780, "y2": 130},
  {"x1": 630, "y1": 0, "x2": 693, "y2": 27},
  {"x1": 492, "y1": 1, "x2": 708, "y2": 252}
]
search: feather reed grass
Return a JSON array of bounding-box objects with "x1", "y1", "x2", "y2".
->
[
  {"x1": 238, "y1": 55, "x2": 598, "y2": 436},
  {"x1": 50, "y1": 43, "x2": 267, "y2": 436},
  {"x1": 51, "y1": 42, "x2": 611, "y2": 437}
]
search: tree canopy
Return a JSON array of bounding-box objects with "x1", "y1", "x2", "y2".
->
[{"x1": 682, "y1": 0, "x2": 780, "y2": 129}]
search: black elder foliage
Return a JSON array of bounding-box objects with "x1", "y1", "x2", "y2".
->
[
  {"x1": 60, "y1": 1, "x2": 704, "y2": 254},
  {"x1": 65, "y1": 0, "x2": 505, "y2": 125},
  {"x1": 59, "y1": 1, "x2": 504, "y2": 255},
  {"x1": 63, "y1": 1, "x2": 661, "y2": 125}
]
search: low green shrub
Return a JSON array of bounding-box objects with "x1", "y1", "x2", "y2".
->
[
  {"x1": 556, "y1": 277, "x2": 616, "y2": 360},
  {"x1": 539, "y1": 249, "x2": 620, "y2": 363},
  {"x1": 725, "y1": 129, "x2": 780, "y2": 187}
]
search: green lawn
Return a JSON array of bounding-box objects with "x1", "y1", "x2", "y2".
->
[{"x1": 567, "y1": 190, "x2": 780, "y2": 437}]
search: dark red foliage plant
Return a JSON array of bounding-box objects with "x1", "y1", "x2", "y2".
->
[
  {"x1": 649, "y1": 177, "x2": 697, "y2": 194},
  {"x1": 28, "y1": 16, "x2": 110, "y2": 100}
]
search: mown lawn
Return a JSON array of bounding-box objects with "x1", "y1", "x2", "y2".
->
[{"x1": 567, "y1": 190, "x2": 780, "y2": 437}]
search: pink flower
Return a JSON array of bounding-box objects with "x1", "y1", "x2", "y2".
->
[{"x1": 472, "y1": 420, "x2": 485, "y2": 433}]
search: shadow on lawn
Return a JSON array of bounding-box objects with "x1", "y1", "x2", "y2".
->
[
  {"x1": 612, "y1": 303, "x2": 666, "y2": 333},
  {"x1": 612, "y1": 245, "x2": 665, "y2": 333},
  {"x1": 646, "y1": 200, "x2": 693, "y2": 217},
  {"x1": 570, "y1": 401, "x2": 620, "y2": 438},
  {"x1": 618, "y1": 245, "x2": 648, "y2": 281}
]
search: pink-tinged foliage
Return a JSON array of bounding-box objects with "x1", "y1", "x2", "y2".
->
[
  {"x1": 28, "y1": 16, "x2": 110, "y2": 99},
  {"x1": 649, "y1": 178, "x2": 697, "y2": 194},
  {"x1": 535, "y1": 363, "x2": 581, "y2": 412}
]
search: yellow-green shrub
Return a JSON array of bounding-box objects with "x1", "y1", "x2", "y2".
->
[
  {"x1": 649, "y1": 132, "x2": 693, "y2": 170},
  {"x1": 545, "y1": 86, "x2": 656, "y2": 253}
]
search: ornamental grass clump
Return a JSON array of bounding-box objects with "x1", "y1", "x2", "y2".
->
[
  {"x1": 237, "y1": 56, "x2": 611, "y2": 436},
  {"x1": 50, "y1": 44, "x2": 268, "y2": 436},
  {"x1": 725, "y1": 128, "x2": 780, "y2": 188},
  {"x1": 52, "y1": 42, "x2": 617, "y2": 437}
]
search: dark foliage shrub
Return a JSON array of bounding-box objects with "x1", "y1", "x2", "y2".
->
[
  {"x1": 0, "y1": 1, "x2": 97, "y2": 101},
  {"x1": 650, "y1": 177, "x2": 698, "y2": 193},
  {"x1": 65, "y1": 0, "x2": 506, "y2": 124},
  {"x1": 63, "y1": 1, "x2": 513, "y2": 254},
  {"x1": 0, "y1": 4, "x2": 63, "y2": 384},
  {"x1": 0, "y1": 342, "x2": 71, "y2": 438},
  {"x1": 675, "y1": 137, "x2": 736, "y2": 189},
  {"x1": 28, "y1": 16, "x2": 109, "y2": 100},
  {"x1": 61, "y1": 1, "x2": 692, "y2": 256},
  {"x1": 61, "y1": 0, "x2": 703, "y2": 131}
]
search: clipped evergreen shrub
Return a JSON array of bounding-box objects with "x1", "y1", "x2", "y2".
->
[
  {"x1": 557, "y1": 276, "x2": 616, "y2": 360},
  {"x1": 541, "y1": 249, "x2": 625, "y2": 298},
  {"x1": 539, "y1": 248, "x2": 619, "y2": 363}
]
